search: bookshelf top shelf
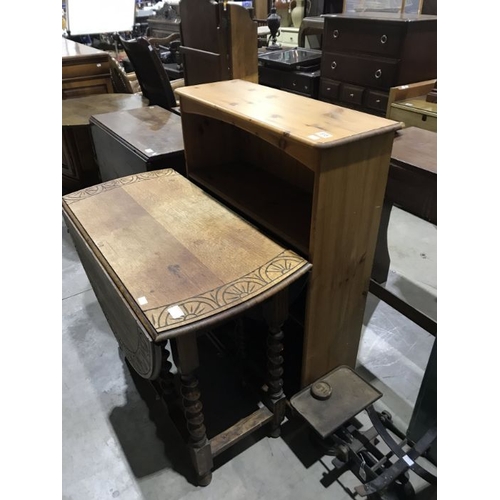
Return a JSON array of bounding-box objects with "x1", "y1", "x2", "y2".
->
[{"x1": 177, "y1": 79, "x2": 402, "y2": 151}]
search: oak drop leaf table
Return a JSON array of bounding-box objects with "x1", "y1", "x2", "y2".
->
[{"x1": 62, "y1": 169, "x2": 311, "y2": 485}]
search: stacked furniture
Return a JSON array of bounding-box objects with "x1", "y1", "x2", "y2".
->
[
  {"x1": 63, "y1": 169, "x2": 311, "y2": 486},
  {"x1": 176, "y1": 79, "x2": 402, "y2": 386},
  {"x1": 319, "y1": 12, "x2": 437, "y2": 116}
]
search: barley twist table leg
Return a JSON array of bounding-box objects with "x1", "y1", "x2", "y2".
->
[
  {"x1": 263, "y1": 289, "x2": 289, "y2": 438},
  {"x1": 173, "y1": 334, "x2": 213, "y2": 486}
]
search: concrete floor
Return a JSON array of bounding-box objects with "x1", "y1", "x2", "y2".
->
[{"x1": 62, "y1": 206, "x2": 437, "y2": 500}]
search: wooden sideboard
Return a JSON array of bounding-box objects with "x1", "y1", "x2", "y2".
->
[
  {"x1": 62, "y1": 38, "x2": 114, "y2": 99},
  {"x1": 176, "y1": 80, "x2": 402, "y2": 386}
]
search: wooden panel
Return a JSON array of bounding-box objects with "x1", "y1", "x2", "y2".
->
[
  {"x1": 228, "y1": 4, "x2": 258, "y2": 83},
  {"x1": 303, "y1": 132, "x2": 395, "y2": 383},
  {"x1": 62, "y1": 170, "x2": 311, "y2": 339}
]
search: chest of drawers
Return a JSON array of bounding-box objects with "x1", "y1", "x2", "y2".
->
[
  {"x1": 319, "y1": 13, "x2": 437, "y2": 116},
  {"x1": 62, "y1": 38, "x2": 114, "y2": 99}
]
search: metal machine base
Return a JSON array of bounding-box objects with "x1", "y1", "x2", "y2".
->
[{"x1": 290, "y1": 366, "x2": 437, "y2": 498}]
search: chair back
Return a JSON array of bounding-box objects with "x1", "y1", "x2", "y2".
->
[
  {"x1": 119, "y1": 36, "x2": 177, "y2": 110},
  {"x1": 109, "y1": 56, "x2": 136, "y2": 94}
]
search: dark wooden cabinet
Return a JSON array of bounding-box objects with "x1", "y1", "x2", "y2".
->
[
  {"x1": 62, "y1": 38, "x2": 114, "y2": 99},
  {"x1": 319, "y1": 13, "x2": 437, "y2": 115},
  {"x1": 90, "y1": 105, "x2": 185, "y2": 182}
]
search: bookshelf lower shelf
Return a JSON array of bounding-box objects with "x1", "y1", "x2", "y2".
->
[{"x1": 190, "y1": 162, "x2": 312, "y2": 257}]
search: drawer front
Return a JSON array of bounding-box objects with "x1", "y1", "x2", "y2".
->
[
  {"x1": 339, "y1": 83, "x2": 364, "y2": 106},
  {"x1": 319, "y1": 78, "x2": 341, "y2": 102},
  {"x1": 283, "y1": 72, "x2": 315, "y2": 97},
  {"x1": 388, "y1": 107, "x2": 437, "y2": 133},
  {"x1": 62, "y1": 59, "x2": 110, "y2": 80},
  {"x1": 323, "y1": 18, "x2": 404, "y2": 57},
  {"x1": 321, "y1": 52, "x2": 398, "y2": 89},
  {"x1": 364, "y1": 89, "x2": 389, "y2": 113}
]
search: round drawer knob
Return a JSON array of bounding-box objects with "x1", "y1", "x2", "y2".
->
[
  {"x1": 326, "y1": 87, "x2": 331, "y2": 91},
  {"x1": 331, "y1": 61, "x2": 337, "y2": 70},
  {"x1": 375, "y1": 69, "x2": 382, "y2": 79},
  {"x1": 380, "y1": 34, "x2": 388, "y2": 44},
  {"x1": 333, "y1": 29, "x2": 339, "y2": 38},
  {"x1": 349, "y1": 93, "x2": 354, "y2": 97},
  {"x1": 293, "y1": 82, "x2": 296, "y2": 87}
]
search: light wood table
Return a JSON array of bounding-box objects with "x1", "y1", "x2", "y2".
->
[
  {"x1": 62, "y1": 94, "x2": 149, "y2": 192},
  {"x1": 62, "y1": 169, "x2": 311, "y2": 485},
  {"x1": 176, "y1": 79, "x2": 402, "y2": 386}
]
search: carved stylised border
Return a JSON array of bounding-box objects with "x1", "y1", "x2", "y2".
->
[
  {"x1": 145, "y1": 250, "x2": 308, "y2": 333},
  {"x1": 62, "y1": 169, "x2": 175, "y2": 204}
]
